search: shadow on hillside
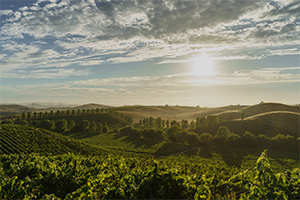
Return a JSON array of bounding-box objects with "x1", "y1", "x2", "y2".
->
[
  {"x1": 62, "y1": 132, "x2": 96, "y2": 140},
  {"x1": 186, "y1": 145, "x2": 299, "y2": 168},
  {"x1": 155, "y1": 143, "x2": 192, "y2": 156},
  {"x1": 112, "y1": 132, "x2": 162, "y2": 149}
]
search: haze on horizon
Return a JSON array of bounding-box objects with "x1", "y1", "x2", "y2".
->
[{"x1": 0, "y1": 0, "x2": 299, "y2": 107}]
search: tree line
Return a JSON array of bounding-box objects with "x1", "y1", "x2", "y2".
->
[
  {"x1": 1, "y1": 118, "x2": 109, "y2": 134},
  {"x1": 9, "y1": 107, "x2": 133, "y2": 124},
  {"x1": 137, "y1": 115, "x2": 221, "y2": 129}
]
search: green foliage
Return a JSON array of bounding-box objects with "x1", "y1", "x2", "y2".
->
[
  {"x1": 19, "y1": 120, "x2": 29, "y2": 126},
  {"x1": 89, "y1": 121, "x2": 97, "y2": 134},
  {"x1": 1, "y1": 119, "x2": 14, "y2": 125},
  {"x1": 96, "y1": 122, "x2": 103, "y2": 134},
  {"x1": 142, "y1": 128, "x2": 163, "y2": 140},
  {"x1": 0, "y1": 124, "x2": 73, "y2": 154},
  {"x1": 167, "y1": 125, "x2": 181, "y2": 143},
  {"x1": 199, "y1": 133, "x2": 212, "y2": 145},
  {"x1": 216, "y1": 126, "x2": 231, "y2": 142},
  {"x1": 81, "y1": 120, "x2": 90, "y2": 132},
  {"x1": 1, "y1": 152, "x2": 299, "y2": 199},
  {"x1": 241, "y1": 112, "x2": 245, "y2": 120},
  {"x1": 102, "y1": 122, "x2": 109, "y2": 133},
  {"x1": 181, "y1": 119, "x2": 189, "y2": 129},
  {"x1": 186, "y1": 132, "x2": 200, "y2": 146},
  {"x1": 68, "y1": 120, "x2": 76, "y2": 132},
  {"x1": 40, "y1": 120, "x2": 55, "y2": 131},
  {"x1": 55, "y1": 119, "x2": 68, "y2": 133}
]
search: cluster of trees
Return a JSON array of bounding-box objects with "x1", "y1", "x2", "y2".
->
[
  {"x1": 120, "y1": 126, "x2": 164, "y2": 140},
  {"x1": 120, "y1": 121, "x2": 299, "y2": 151},
  {"x1": 195, "y1": 126, "x2": 298, "y2": 151},
  {"x1": 135, "y1": 115, "x2": 222, "y2": 131},
  {"x1": 137, "y1": 117, "x2": 194, "y2": 129},
  {"x1": 10, "y1": 118, "x2": 109, "y2": 134},
  {"x1": 14, "y1": 107, "x2": 133, "y2": 124}
]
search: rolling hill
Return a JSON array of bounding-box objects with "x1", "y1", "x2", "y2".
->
[
  {"x1": 0, "y1": 124, "x2": 107, "y2": 155},
  {"x1": 114, "y1": 102, "x2": 299, "y2": 122}
]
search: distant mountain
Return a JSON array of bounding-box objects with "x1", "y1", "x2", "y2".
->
[
  {"x1": 72, "y1": 103, "x2": 112, "y2": 110},
  {"x1": 20, "y1": 102, "x2": 81, "y2": 109},
  {"x1": 0, "y1": 104, "x2": 30, "y2": 112}
]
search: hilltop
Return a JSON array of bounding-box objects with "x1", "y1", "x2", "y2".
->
[{"x1": 114, "y1": 102, "x2": 299, "y2": 122}]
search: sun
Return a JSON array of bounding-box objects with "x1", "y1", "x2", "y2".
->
[{"x1": 192, "y1": 52, "x2": 215, "y2": 76}]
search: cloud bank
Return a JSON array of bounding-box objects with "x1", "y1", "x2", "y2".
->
[{"x1": 1, "y1": 0, "x2": 299, "y2": 79}]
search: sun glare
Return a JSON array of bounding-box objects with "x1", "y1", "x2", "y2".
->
[{"x1": 192, "y1": 52, "x2": 215, "y2": 76}]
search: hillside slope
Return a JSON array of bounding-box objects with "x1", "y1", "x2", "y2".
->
[
  {"x1": 114, "y1": 105, "x2": 247, "y2": 122},
  {"x1": 0, "y1": 124, "x2": 107, "y2": 155},
  {"x1": 214, "y1": 103, "x2": 299, "y2": 120},
  {"x1": 243, "y1": 111, "x2": 300, "y2": 135},
  {"x1": 114, "y1": 103, "x2": 299, "y2": 123},
  {"x1": 0, "y1": 124, "x2": 74, "y2": 154}
]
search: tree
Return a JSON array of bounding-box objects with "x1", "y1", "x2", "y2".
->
[
  {"x1": 199, "y1": 133, "x2": 212, "y2": 145},
  {"x1": 96, "y1": 122, "x2": 103, "y2": 134},
  {"x1": 149, "y1": 117, "x2": 155, "y2": 127},
  {"x1": 167, "y1": 125, "x2": 181, "y2": 143},
  {"x1": 89, "y1": 121, "x2": 97, "y2": 134},
  {"x1": 81, "y1": 120, "x2": 90, "y2": 132},
  {"x1": 72, "y1": 110, "x2": 75, "y2": 115},
  {"x1": 50, "y1": 110, "x2": 54, "y2": 117},
  {"x1": 87, "y1": 109, "x2": 90, "y2": 114},
  {"x1": 56, "y1": 110, "x2": 60, "y2": 116},
  {"x1": 187, "y1": 132, "x2": 200, "y2": 146},
  {"x1": 27, "y1": 112, "x2": 32, "y2": 120},
  {"x1": 96, "y1": 108, "x2": 99, "y2": 113},
  {"x1": 216, "y1": 126, "x2": 231, "y2": 142},
  {"x1": 82, "y1": 109, "x2": 85, "y2": 114},
  {"x1": 156, "y1": 117, "x2": 162, "y2": 128},
  {"x1": 241, "y1": 112, "x2": 245, "y2": 120},
  {"x1": 77, "y1": 109, "x2": 80, "y2": 115},
  {"x1": 68, "y1": 120, "x2": 76, "y2": 132},
  {"x1": 67, "y1": 110, "x2": 70, "y2": 115},
  {"x1": 102, "y1": 122, "x2": 109, "y2": 133},
  {"x1": 181, "y1": 119, "x2": 188, "y2": 129},
  {"x1": 56, "y1": 119, "x2": 68, "y2": 133},
  {"x1": 166, "y1": 120, "x2": 169, "y2": 128},
  {"x1": 33, "y1": 112, "x2": 37, "y2": 119},
  {"x1": 190, "y1": 120, "x2": 195, "y2": 129},
  {"x1": 22, "y1": 113, "x2": 26, "y2": 120},
  {"x1": 41, "y1": 120, "x2": 55, "y2": 130},
  {"x1": 170, "y1": 120, "x2": 177, "y2": 127},
  {"x1": 39, "y1": 112, "x2": 43, "y2": 118}
]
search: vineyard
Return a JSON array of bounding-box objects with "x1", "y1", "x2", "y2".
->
[
  {"x1": 1, "y1": 151, "x2": 299, "y2": 199},
  {"x1": 0, "y1": 124, "x2": 73, "y2": 155},
  {"x1": 1, "y1": 106, "x2": 299, "y2": 199},
  {"x1": 0, "y1": 124, "x2": 107, "y2": 156}
]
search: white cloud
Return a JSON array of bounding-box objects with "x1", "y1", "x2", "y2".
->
[
  {"x1": 0, "y1": 0, "x2": 299, "y2": 80},
  {"x1": 0, "y1": 10, "x2": 13, "y2": 16},
  {"x1": 2, "y1": 67, "x2": 299, "y2": 99}
]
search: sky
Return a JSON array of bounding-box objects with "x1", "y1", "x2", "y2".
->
[{"x1": 0, "y1": 0, "x2": 299, "y2": 107}]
